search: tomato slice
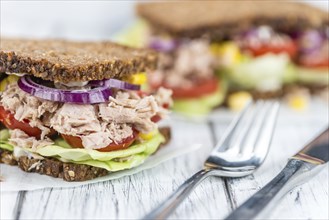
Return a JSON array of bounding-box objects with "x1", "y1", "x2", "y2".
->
[
  {"x1": 136, "y1": 90, "x2": 149, "y2": 98},
  {"x1": 172, "y1": 78, "x2": 219, "y2": 99},
  {"x1": 244, "y1": 40, "x2": 297, "y2": 58},
  {"x1": 299, "y1": 57, "x2": 329, "y2": 68},
  {"x1": 151, "y1": 115, "x2": 162, "y2": 123},
  {"x1": 61, "y1": 134, "x2": 84, "y2": 148},
  {"x1": 61, "y1": 130, "x2": 139, "y2": 152},
  {"x1": 151, "y1": 103, "x2": 170, "y2": 123},
  {"x1": 152, "y1": 78, "x2": 219, "y2": 99},
  {"x1": 0, "y1": 105, "x2": 43, "y2": 138}
]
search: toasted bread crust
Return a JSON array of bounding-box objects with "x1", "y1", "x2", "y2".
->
[
  {"x1": 0, "y1": 149, "x2": 17, "y2": 165},
  {"x1": 137, "y1": 1, "x2": 328, "y2": 41},
  {"x1": 0, "y1": 127, "x2": 171, "y2": 182},
  {"x1": 0, "y1": 148, "x2": 109, "y2": 181},
  {"x1": 0, "y1": 38, "x2": 158, "y2": 83},
  {"x1": 19, "y1": 156, "x2": 109, "y2": 181}
]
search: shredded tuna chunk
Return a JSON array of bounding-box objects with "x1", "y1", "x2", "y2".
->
[
  {"x1": 1, "y1": 81, "x2": 172, "y2": 150},
  {"x1": 9, "y1": 129, "x2": 54, "y2": 150},
  {"x1": 105, "y1": 123, "x2": 133, "y2": 144},
  {"x1": 50, "y1": 104, "x2": 102, "y2": 136},
  {"x1": 99, "y1": 92, "x2": 158, "y2": 133},
  {"x1": 80, "y1": 123, "x2": 134, "y2": 149},
  {"x1": 152, "y1": 40, "x2": 216, "y2": 88},
  {"x1": 50, "y1": 90, "x2": 170, "y2": 149},
  {"x1": 0, "y1": 83, "x2": 60, "y2": 138},
  {"x1": 80, "y1": 132, "x2": 113, "y2": 150},
  {"x1": 154, "y1": 87, "x2": 173, "y2": 108}
]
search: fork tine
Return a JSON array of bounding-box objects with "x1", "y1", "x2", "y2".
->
[
  {"x1": 239, "y1": 100, "x2": 273, "y2": 155},
  {"x1": 253, "y1": 100, "x2": 280, "y2": 162},
  {"x1": 213, "y1": 101, "x2": 253, "y2": 152},
  {"x1": 225, "y1": 100, "x2": 265, "y2": 154},
  {"x1": 213, "y1": 100, "x2": 253, "y2": 152}
]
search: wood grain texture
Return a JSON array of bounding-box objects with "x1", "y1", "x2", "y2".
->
[
  {"x1": 0, "y1": 191, "x2": 20, "y2": 220},
  {"x1": 211, "y1": 108, "x2": 329, "y2": 220},
  {"x1": 1, "y1": 106, "x2": 328, "y2": 220}
]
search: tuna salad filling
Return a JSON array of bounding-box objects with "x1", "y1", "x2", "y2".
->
[
  {"x1": 145, "y1": 25, "x2": 328, "y2": 93},
  {"x1": 146, "y1": 39, "x2": 226, "y2": 116},
  {"x1": 0, "y1": 78, "x2": 172, "y2": 152},
  {"x1": 150, "y1": 40, "x2": 217, "y2": 88},
  {"x1": 213, "y1": 26, "x2": 329, "y2": 90}
]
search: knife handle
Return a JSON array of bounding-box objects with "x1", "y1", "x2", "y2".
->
[{"x1": 225, "y1": 159, "x2": 326, "y2": 220}]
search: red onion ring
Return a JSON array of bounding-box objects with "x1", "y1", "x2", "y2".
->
[
  {"x1": 298, "y1": 30, "x2": 325, "y2": 55},
  {"x1": 149, "y1": 38, "x2": 180, "y2": 52},
  {"x1": 88, "y1": 79, "x2": 140, "y2": 90}
]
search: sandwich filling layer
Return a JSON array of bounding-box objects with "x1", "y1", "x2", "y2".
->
[
  {"x1": 0, "y1": 128, "x2": 165, "y2": 172},
  {"x1": 213, "y1": 26, "x2": 328, "y2": 89},
  {"x1": 121, "y1": 20, "x2": 328, "y2": 99},
  {"x1": 0, "y1": 74, "x2": 173, "y2": 172},
  {"x1": 147, "y1": 40, "x2": 225, "y2": 116}
]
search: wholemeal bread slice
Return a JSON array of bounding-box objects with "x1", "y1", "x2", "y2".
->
[
  {"x1": 137, "y1": 1, "x2": 328, "y2": 41},
  {"x1": 0, "y1": 148, "x2": 109, "y2": 181},
  {"x1": 0, "y1": 38, "x2": 158, "y2": 83},
  {"x1": 0, "y1": 127, "x2": 171, "y2": 182}
]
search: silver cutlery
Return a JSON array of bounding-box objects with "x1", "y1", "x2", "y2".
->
[
  {"x1": 143, "y1": 100, "x2": 280, "y2": 219},
  {"x1": 225, "y1": 126, "x2": 329, "y2": 220}
]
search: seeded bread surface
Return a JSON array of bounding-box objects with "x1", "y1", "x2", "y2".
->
[
  {"x1": 0, "y1": 38, "x2": 158, "y2": 83},
  {"x1": 137, "y1": 1, "x2": 328, "y2": 41}
]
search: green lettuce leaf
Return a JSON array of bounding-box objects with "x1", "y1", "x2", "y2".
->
[
  {"x1": 32, "y1": 133, "x2": 164, "y2": 162},
  {"x1": 296, "y1": 67, "x2": 329, "y2": 85},
  {"x1": 0, "y1": 142, "x2": 13, "y2": 151},
  {"x1": 223, "y1": 53, "x2": 297, "y2": 90},
  {"x1": 172, "y1": 80, "x2": 227, "y2": 117},
  {"x1": 0, "y1": 129, "x2": 10, "y2": 141},
  {"x1": 0, "y1": 129, "x2": 13, "y2": 151},
  {"x1": 73, "y1": 154, "x2": 148, "y2": 172},
  {"x1": 0, "y1": 129, "x2": 165, "y2": 171},
  {"x1": 113, "y1": 20, "x2": 149, "y2": 48}
]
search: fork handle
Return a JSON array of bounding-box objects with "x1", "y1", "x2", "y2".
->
[
  {"x1": 225, "y1": 159, "x2": 324, "y2": 220},
  {"x1": 142, "y1": 169, "x2": 214, "y2": 220}
]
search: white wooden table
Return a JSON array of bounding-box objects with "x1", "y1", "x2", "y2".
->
[{"x1": 1, "y1": 102, "x2": 328, "y2": 220}]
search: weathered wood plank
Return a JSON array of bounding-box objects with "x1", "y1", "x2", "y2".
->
[
  {"x1": 211, "y1": 109, "x2": 329, "y2": 219},
  {"x1": 269, "y1": 167, "x2": 329, "y2": 220},
  {"x1": 3, "y1": 104, "x2": 328, "y2": 219},
  {"x1": 0, "y1": 191, "x2": 20, "y2": 220},
  {"x1": 16, "y1": 120, "x2": 232, "y2": 219}
]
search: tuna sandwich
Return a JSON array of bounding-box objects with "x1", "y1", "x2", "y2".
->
[
  {"x1": 120, "y1": 1, "x2": 328, "y2": 115},
  {"x1": 0, "y1": 38, "x2": 172, "y2": 181}
]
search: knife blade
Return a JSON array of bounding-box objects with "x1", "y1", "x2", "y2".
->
[
  {"x1": 292, "y1": 127, "x2": 329, "y2": 164},
  {"x1": 225, "y1": 127, "x2": 329, "y2": 220}
]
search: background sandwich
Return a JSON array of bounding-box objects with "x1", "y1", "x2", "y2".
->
[
  {"x1": 119, "y1": 1, "x2": 328, "y2": 112},
  {"x1": 119, "y1": 3, "x2": 230, "y2": 116},
  {"x1": 0, "y1": 38, "x2": 172, "y2": 181}
]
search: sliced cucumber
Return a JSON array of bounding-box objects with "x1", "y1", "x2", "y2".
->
[
  {"x1": 172, "y1": 80, "x2": 227, "y2": 117},
  {"x1": 296, "y1": 67, "x2": 329, "y2": 85},
  {"x1": 223, "y1": 53, "x2": 297, "y2": 91}
]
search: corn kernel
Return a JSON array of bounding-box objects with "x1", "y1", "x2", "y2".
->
[
  {"x1": 284, "y1": 88, "x2": 310, "y2": 111},
  {"x1": 140, "y1": 130, "x2": 157, "y2": 140},
  {"x1": 227, "y1": 91, "x2": 253, "y2": 111},
  {"x1": 7, "y1": 75, "x2": 20, "y2": 83},
  {"x1": 129, "y1": 73, "x2": 147, "y2": 85},
  {"x1": 286, "y1": 94, "x2": 309, "y2": 111},
  {"x1": 0, "y1": 75, "x2": 19, "y2": 91},
  {"x1": 210, "y1": 43, "x2": 221, "y2": 55},
  {"x1": 0, "y1": 80, "x2": 6, "y2": 92},
  {"x1": 220, "y1": 43, "x2": 242, "y2": 66},
  {"x1": 211, "y1": 42, "x2": 242, "y2": 64}
]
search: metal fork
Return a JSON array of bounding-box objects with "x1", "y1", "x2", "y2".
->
[{"x1": 143, "y1": 100, "x2": 280, "y2": 219}]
